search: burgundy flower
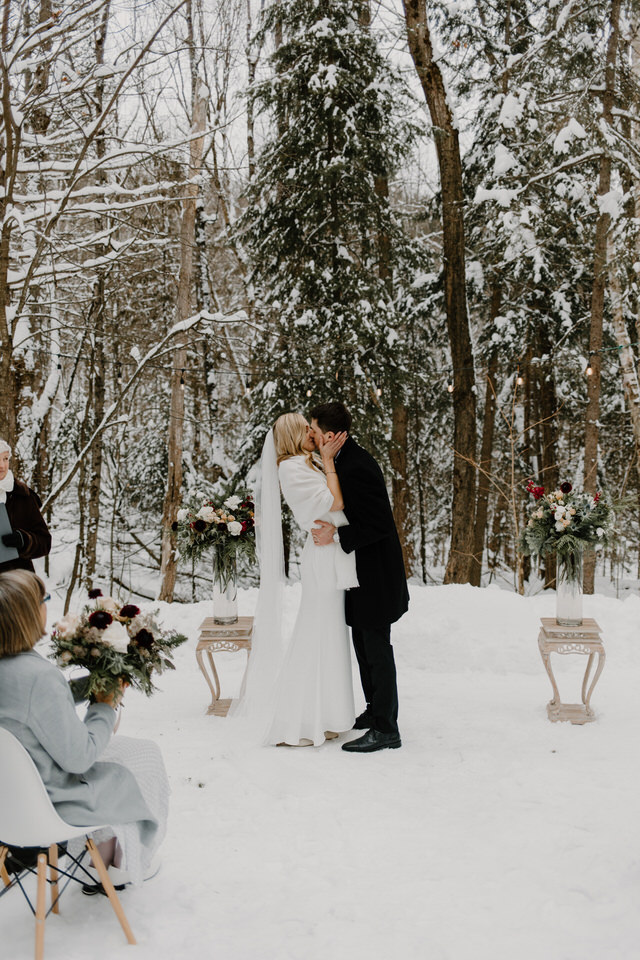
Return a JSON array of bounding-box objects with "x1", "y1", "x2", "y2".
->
[
  {"x1": 560, "y1": 481, "x2": 572, "y2": 494},
  {"x1": 193, "y1": 518, "x2": 207, "y2": 533},
  {"x1": 88, "y1": 610, "x2": 113, "y2": 630},
  {"x1": 119, "y1": 604, "x2": 140, "y2": 619},
  {"x1": 526, "y1": 480, "x2": 545, "y2": 501},
  {"x1": 88, "y1": 588, "x2": 103, "y2": 599},
  {"x1": 594, "y1": 492, "x2": 601, "y2": 503},
  {"x1": 241, "y1": 520, "x2": 249, "y2": 532},
  {"x1": 133, "y1": 629, "x2": 154, "y2": 649}
]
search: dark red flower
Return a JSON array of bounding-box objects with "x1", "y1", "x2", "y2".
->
[
  {"x1": 88, "y1": 588, "x2": 103, "y2": 599},
  {"x1": 133, "y1": 629, "x2": 154, "y2": 649},
  {"x1": 526, "y1": 480, "x2": 545, "y2": 501},
  {"x1": 560, "y1": 481, "x2": 572, "y2": 494},
  {"x1": 119, "y1": 604, "x2": 140, "y2": 619},
  {"x1": 594, "y1": 492, "x2": 601, "y2": 503},
  {"x1": 88, "y1": 610, "x2": 113, "y2": 630},
  {"x1": 193, "y1": 518, "x2": 207, "y2": 532},
  {"x1": 241, "y1": 520, "x2": 249, "y2": 532}
]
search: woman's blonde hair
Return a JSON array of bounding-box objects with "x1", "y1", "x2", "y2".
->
[
  {"x1": 0, "y1": 570, "x2": 46, "y2": 657},
  {"x1": 273, "y1": 413, "x2": 317, "y2": 469}
]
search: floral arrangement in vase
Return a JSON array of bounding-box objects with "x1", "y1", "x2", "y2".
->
[
  {"x1": 50, "y1": 590, "x2": 187, "y2": 701},
  {"x1": 173, "y1": 492, "x2": 256, "y2": 591},
  {"x1": 519, "y1": 480, "x2": 615, "y2": 576},
  {"x1": 519, "y1": 480, "x2": 617, "y2": 625}
]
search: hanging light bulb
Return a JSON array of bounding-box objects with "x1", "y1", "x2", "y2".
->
[
  {"x1": 447, "y1": 380, "x2": 454, "y2": 394},
  {"x1": 376, "y1": 387, "x2": 382, "y2": 397},
  {"x1": 586, "y1": 356, "x2": 593, "y2": 377},
  {"x1": 180, "y1": 369, "x2": 185, "y2": 390},
  {"x1": 306, "y1": 388, "x2": 312, "y2": 397},
  {"x1": 516, "y1": 365, "x2": 524, "y2": 386}
]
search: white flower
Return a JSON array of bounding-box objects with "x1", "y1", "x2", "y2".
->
[
  {"x1": 96, "y1": 596, "x2": 119, "y2": 614},
  {"x1": 227, "y1": 520, "x2": 243, "y2": 536},
  {"x1": 555, "y1": 522, "x2": 565, "y2": 532},
  {"x1": 177, "y1": 508, "x2": 188, "y2": 522},
  {"x1": 224, "y1": 495, "x2": 242, "y2": 510},
  {"x1": 197, "y1": 505, "x2": 216, "y2": 522},
  {"x1": 101, "y1": 620, "x2": 130, "y2": 653},
  {"x1": 596, "y1": 527, "x2": 604, "y2": 538},
  {"x1": 54, "y1": 613, "x2": 81, "y2": 639},
  {"x1": 58, "y1": 650, "x2": 73, "y2": 664}
]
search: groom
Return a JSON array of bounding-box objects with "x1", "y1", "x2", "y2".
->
[{"x1": 309, "y1": 402, "x2": 409, "y2": 753}]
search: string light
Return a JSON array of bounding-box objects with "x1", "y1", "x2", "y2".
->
[
  {"x1": 306, "y1": 389, "x2": 312, "y2": 397},
  {"x1": 376, "y1": 387, "x2": 382, "y2": 397},
  {"x1": 447, "y1": 380, "x2": 454, "y2": 394},
  {"x1": 586, "y1": 354, "x2": 594, "y2": 377},
  {"x1": 516, "y1": 365, "x2": 524, "y2": 386}
]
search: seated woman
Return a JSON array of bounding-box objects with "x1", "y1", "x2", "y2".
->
[{"x1": 0, "y1": 569, "x2": 168, "y2": 892}]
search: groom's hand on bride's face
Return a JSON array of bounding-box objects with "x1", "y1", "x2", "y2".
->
[{"x1": 312, "y1": 520, "x2": 336, "y2": 546}]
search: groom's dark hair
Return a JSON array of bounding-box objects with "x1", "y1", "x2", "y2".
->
[{"x1": 309, "y1": 401, "x2": 352, "y2": 433}]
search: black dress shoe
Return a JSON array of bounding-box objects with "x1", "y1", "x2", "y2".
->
[
  {"x1": 353, "y1": 710, "x2": 373, "y2": 730},
  {"x1": 82, "y1": 881, "x2": 126, "y2": 897},
  {"x1": 342, "y1": 729, "x2": 401, "y2": 753}
]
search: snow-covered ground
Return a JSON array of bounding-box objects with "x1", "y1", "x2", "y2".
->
[{"x1": 4, "y1": 582, "x2": 640, "y2": 960}]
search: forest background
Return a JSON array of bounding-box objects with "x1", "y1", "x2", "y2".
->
[{"x1": 1, "y1": 0, "x2": 639, "y2": 610}]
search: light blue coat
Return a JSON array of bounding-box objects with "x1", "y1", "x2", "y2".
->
[{"x1": 0, "y1": 649, "x2": 157, "y2": 845}]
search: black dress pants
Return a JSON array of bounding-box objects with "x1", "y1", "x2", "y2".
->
[{"x1": 351, "y1": 624, "x2": 399, "y2": 735}]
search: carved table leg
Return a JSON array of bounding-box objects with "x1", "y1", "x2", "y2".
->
[
  {"x1": 581, "y1": 653, "x2": 595, "y2": 705},
  {"x1": 583, "y1": 649, "x2": 606, "y2": 711},
  {"x1": 196, "y1": 646, "x2": 221, "y2": 714},
  {"x1": 538, "y1": 634, "x2": 561, "y2": 705}
]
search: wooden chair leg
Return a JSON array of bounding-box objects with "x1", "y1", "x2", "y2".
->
[
  {"x1": 85, "y1": 838, "x2": 136, "y2": 945},
  {"x1": 35, "y1": 852, "x2": 47, "y2": 960},
  {"x1": 48, "y1": 844, "x2": 59, "y2": 914},
  {"x1": 0, "y1": 846, "x2": 11, "y2": 887}
]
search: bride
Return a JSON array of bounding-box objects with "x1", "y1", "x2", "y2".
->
[{"x1": 235, "y1": 413, "x2": 357, "y2": 746}]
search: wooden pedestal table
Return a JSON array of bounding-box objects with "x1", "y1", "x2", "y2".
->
[
  {"x1": 196, "y1": 616, "x2": 253, "y2": 716},
  {"x1": 537, "y1": 617, "x2": 605, "y2": 724}
]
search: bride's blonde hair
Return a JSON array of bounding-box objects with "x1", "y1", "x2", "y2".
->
[{"x1": 273, "y1": 413, "x2": 318, "y2": 469}]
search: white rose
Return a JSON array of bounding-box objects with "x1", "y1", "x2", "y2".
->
[
  {"x1": 224, "y1": 495, "x2": 242, "y2": 510},
  {"x1": 596, "y1": 527, "x2": 604, "y2": 537},
  {"x1": 227, "y1": 520, "x2": 243, "y2": 536},
  {"x1": 54, "y1": 613, "x2": 81, "y2": 639},
  {"x1": 96, "y1": 596, "x2": 119, "y2": 613},
  {"x1": 101, "y1": 620, "x2": 130, "y2": 653},
  {"x1": 177, "y1": 508, "x2": 188, "y2": 521},
  {"x1": 555, "y1": 522, "x2": 565, "y2": 532},
  {"x1": 197, "y1": 505, "x2": 216, "y2": 522}
]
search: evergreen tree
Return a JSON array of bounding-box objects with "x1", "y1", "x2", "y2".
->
[{"x1": 238, "y1": 0, "x2": 419, "y2": 460}]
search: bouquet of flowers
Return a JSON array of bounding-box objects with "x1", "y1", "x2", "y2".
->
[
  {"x1": 519, "y1": 480, "x2": 616, "y2": 579},
  {"x1": 50, "y1": 590, "x2": 188, "y2": 701},
  {"x1": 173, "y1": 492, "x2": 256, "y2": 587}
]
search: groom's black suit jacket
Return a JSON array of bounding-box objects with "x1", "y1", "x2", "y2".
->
[{"x1": 335, "y1": 436, "x2": 409, "y2": 629}]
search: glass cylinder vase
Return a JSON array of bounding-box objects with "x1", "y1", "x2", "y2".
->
[
  {"x1": 213, "y1": 554, "x2": 238, "y2": 624},
  {"x1": 556, "y1": 553, "x2": 583, "y2": 627}
]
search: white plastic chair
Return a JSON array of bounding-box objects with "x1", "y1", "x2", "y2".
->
[{"x1": 0, "y1": 728, "x2": 136, "y2": 958}]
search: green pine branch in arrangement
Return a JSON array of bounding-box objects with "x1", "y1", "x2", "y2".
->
[
  {"x1": 50, "y1": 592, "x2": 188, "y2": 700},
  {"x1": 172, "y1": 493, "x2": 256, "y2": 589},
  {"x1": 519, "y1": 480, "x2": 623, "y2": 576}
]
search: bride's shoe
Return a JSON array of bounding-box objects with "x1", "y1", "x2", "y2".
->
[
  {"x1": 324, "y1": 731, "x2": 339, "y2": 740},
  {"x1": 276, "y1": 738, "x2": 314, "y2": 747}
]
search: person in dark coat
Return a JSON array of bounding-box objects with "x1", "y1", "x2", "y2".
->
[
  {"x1": 0, "y1": 439, "x2": 51, "y2": 573},
  {"x1": 310, "y1": 402, "x2": 409, "y2": 753}
]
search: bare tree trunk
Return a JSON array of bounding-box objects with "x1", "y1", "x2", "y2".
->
[
  {"x1": 583, "y1": 0, "x2": 621, "y2": 594},
  {"x1": 159, "y1": 50, "x2": 208, "y2": 600},
  {"x1": 402, "y1": 0, "x2": 476, "y2": 584},
  {"x1": 470, "y1": 352, "x2": 498, "y2": 587}
]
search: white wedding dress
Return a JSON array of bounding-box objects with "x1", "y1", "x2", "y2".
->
[{"x1": 264, "y1": 456, "x2": 356, "y2": 746}]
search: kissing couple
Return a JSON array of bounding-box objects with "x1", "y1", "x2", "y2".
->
[{"x1": 234, "y1": 402, "x2": 409, "y2": 753}]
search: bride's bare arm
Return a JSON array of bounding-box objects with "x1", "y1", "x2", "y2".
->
[{"x1": 318, "y1": 432, "x2": 347, "y2": 511}]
